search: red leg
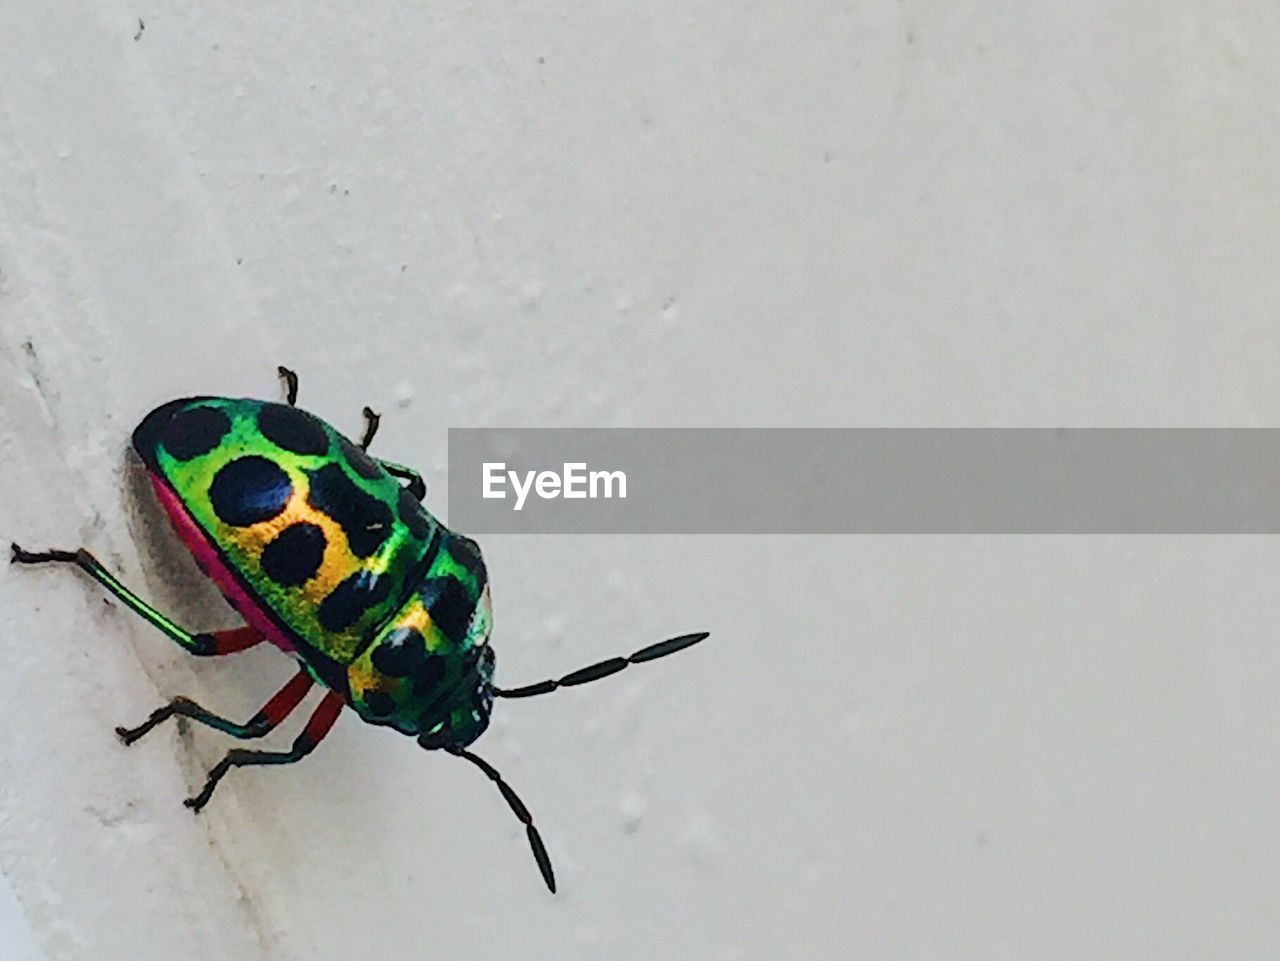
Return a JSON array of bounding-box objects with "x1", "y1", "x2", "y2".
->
[
  {"x1": 198, "y1": 625, "x2": 266, "y2": 655},
  {"x1": 186, "y1": 691, "x2": 346, "y2": 811},
  {"x1": 116, "y1": 670, "x2": 315, "y2": 745},
  {"x1": 249, "y1": 671, "x2": 314, "y2": 731},
  {"x1": 298, "y1": 690, "x2": 345, "y2": 748}
]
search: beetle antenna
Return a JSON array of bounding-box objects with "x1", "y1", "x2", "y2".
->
[
  {"x1": 494, "y1": 631, "x2": 709, "y2": 699},
  {"x1": 447, "y1": 745, "x2": 556, "y2": 893}
]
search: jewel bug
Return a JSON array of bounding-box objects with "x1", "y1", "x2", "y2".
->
[{"x1": 12, "y1": 367, "x2": 707, "y2": 892}]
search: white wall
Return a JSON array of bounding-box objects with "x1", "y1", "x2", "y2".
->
[{"x1": 2, "y1": 2, "x2": 1278, "y2": 959}]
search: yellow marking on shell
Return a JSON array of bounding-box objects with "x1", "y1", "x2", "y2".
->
[
  {"x1": 397, "y1": 597, "x2": 439, "y2": 646},
  {"x1": 350, "y1": 665, "x2": 411, "y2": 704},
  {"x1": 348, "y1": 658, "x2": 375, "y2": 693},
  {"x1": 349, "y1": 598, "x2": 412, "y2": 685},
  {"x1": 214, "y1": 483, "x2": 357, "y2": 610},
  {"x1": 382, "y1": 596, "x2": 443, "y2": 646},
  {"x1": 347, "y1": 594, "x2": 451, "y2": 704},
  {"x1": 348, "y1": 656, "x2": 393, "y2": 698}
]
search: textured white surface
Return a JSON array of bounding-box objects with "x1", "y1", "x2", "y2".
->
[
  {"x1": 0, "y1": 873, "x2": 46, "y2": 961},
  {"x1": 1, "y1": 2, "x2": 1279, "y2": 959}
]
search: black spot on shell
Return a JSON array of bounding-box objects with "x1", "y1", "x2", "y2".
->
[
  {"x1": 340, "y1": 436, "x2": 382, "y2": 480},
  {"x1": 317, "y1": 568, "x2": 392, "y2": 633},
  {"x1": 371, "y1": 627, "x2": 428, "y2": 677},
  {"x1": 260, "y1": 522, "x2": 327, "y2": 586},
  {"x1": 258, "y1": 404, "x2": 329, "y2": 456},
  {"x1": 363, "y1": 690, "x2": 396, "y2": 717},
  {"x1": 133, "y1": 397, "x2": 213, "y2": 467},
  {"x1": 161, "y1": 406, "x2": 230, "y2": 461},
  {"x1": 450, "y1": 535, "x2": 486, "y2": 581},
  {"x1": 410, "y1": 654, "x2": 448, "y2": 698},
  {"x1": 209, "y1": 456, "x2": 292, "y2": 526},
  {"x1": 421, "y1": 576, "x2": 474, "y2": 644},
  {"x1": 398, "y1": 486, "x2": 433, "y2": 540},
  {"x1": 306, "y1": 463, "x2": 393, "y2": 558}
]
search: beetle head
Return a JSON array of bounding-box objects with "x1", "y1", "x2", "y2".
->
[{"x1": 417, "y1": 644, "x2": 496, "y2": 750}]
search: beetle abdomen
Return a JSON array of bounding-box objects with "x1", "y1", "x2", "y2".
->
[{"x1": 132, "y1": 397, "x2": 443, "y2": 681}]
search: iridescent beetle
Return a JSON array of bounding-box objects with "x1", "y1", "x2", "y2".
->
[{"x1": 12, "y1": 367, "x2": 707, "y2": 892}]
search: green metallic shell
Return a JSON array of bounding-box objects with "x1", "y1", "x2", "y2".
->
[{"x1": 134, "y1": 396, "x2": 494, "y2": 738}]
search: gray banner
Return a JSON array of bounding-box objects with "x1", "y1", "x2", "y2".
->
[{"x1": 446, "y1": 429, "x2": 1280, "y2": 534}]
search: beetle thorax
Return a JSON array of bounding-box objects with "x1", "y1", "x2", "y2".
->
[{"x1": 345, "y1": 533, "x2": 494, "y2": 743}]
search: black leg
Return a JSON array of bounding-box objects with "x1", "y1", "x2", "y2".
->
[
  {"x1": 11, "y1": 544, "x2": 252, "y2": 657},
  {"x1": 355, "y1": 402, "x2": 427, "y2": 500},
  {"x1": 277, "y1": 366, "x2": 299, "y2": 406},
  {"x1": 185, "y1": 691, "x2": 343, "y2": 811},
  {"x1": 378, "y1": 460, "x2": 427, "y2": 500},
  {"x1": 359, "y1": 406, "x2": 381, "y2": 450},
  {"x1": 116, "y1": 671, "x2": 313, "y2": 745}
]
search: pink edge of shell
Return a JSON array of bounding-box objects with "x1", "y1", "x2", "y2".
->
[{"x1": 149, "y1": 472, "x2": 299, "y2": 654}]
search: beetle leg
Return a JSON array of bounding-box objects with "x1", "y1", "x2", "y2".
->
[
  {"x1": 355, "y1": 403, "x2": 428, "y2": 500},
  {"x1": 277, "y1": 365, "x2": 299, "y2": 406},
  {"x1": 116, "y1": 670, "x2": 313, "y2": 745},
  {"x1": 199, "y1": 625, "x2": 266, "y2": 655},
  {"x1": 376, "y1": 459, "x2": 428, "y2": 501},
  {"x1": 359, "y1": 405, "x2": 381, "y2": 450},
  {"x1": 185, "y1": 690, "x2": 344, "y2": 812},
  {"x1": 10, "y1": 543, "x2": 262, "y2": 658}
]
